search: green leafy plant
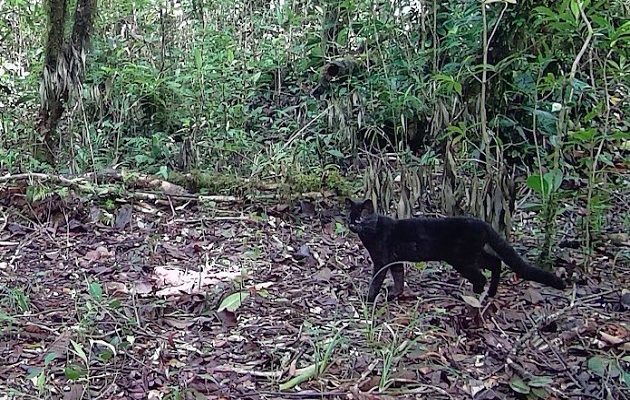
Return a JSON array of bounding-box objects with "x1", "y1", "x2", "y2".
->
[
  {"x1": 588, "y1": 355, "x2": 630, "y2": 389},
  {"x1": 216, "y1": 282, "x2": 273, "y2": 313},
  {"x1": 9, "y1": 288, "x2": 30, "y2": 313},
  {"x1": 509, "y1": 375, "x2": 554, "y2": 399}
]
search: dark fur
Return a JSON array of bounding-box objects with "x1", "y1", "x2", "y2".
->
[{"x1": 345, "y1": 198, "x2": 566, "y2": 302}]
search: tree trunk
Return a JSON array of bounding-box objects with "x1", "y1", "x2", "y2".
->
[{"x1": 38, "y1": 0, "x2": 97, "y2": 164}]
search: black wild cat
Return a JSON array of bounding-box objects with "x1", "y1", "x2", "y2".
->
[{"x1": 345, "y1": 198, "x2": 566, "y2": 302}]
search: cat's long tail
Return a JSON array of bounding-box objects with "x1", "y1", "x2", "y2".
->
[{"x1": 486, "y1": 226, "x2": 566, "y2": 290}]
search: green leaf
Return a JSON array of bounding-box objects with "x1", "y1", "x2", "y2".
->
[
  {"x1": 71, "y1": 340, "x2": 88, "y2": 364},
  {"x1": 337, "y1": 27, "x2": 349, "y2": 46},
  {"x1": 445, "y1": 123, "x2": 466, "y2": 136},
  {"x1": 531, "y1": 387, "x2": 549, "y2": 399},
  {"x1": 544, "y1": 170, "x2": 563, "y2": 192},
  {"x1": 609, "y1": 364, "x2": 622, "y2": 378},
  {"x1": 509, "y1": 377, "x2": 531, "y2": 394},
  {"x1": 43, "y1": 352, "x2": 57, "y2": 366},
  {"x1": 588, "y1": 356, "x2": 608, "y2": 377},
  {"x1": 89, "y1": 281, "x2": 103, "y2": 301},
  {"x1": 528, "y1": 375, "x2": 553, "y2": 387},
  {"x1": 26, "y1": 367, "x2": 42, "y2": 380},
  {"x1": 0, "y1": 311, "x2": 17, "y2": 323},
  {"x1": 279, "y1": 363, "x2": 318, "y2": 391},
  {"x1": 514, "y1": 72, "x2": 536, "y2": 93},
  {"x1": 526, "y1": 174, "x2": 546, "y2": 196},
  {"x1": 569, "y1": 0, "x2": 580, "y2": 20},
  {"x1": 36, "y1": 369, "x2": 45, "y2": 387},
  {"x1": 590, "y1": 15, "x2": 610, "y2": 30},
  {"x1": 453, "y1": 81, "x2": 462, "y2": 95},
  {"x1": 623, "y1": 371, "x2": 630, "y2": 388},
  {"x1": 527, "y1": 172, "x2": 559, "y2": 197},
  {"x1": 193, "y1": 48, "x2": 202, "y2": 70},
  {"x1": 521, "y1": 201, "x2": 543, "y2": 211},
  {"x1": 611, "y1": 21, "x2": 630, "y2": 43},
  {"x1": 217, "y1": 291, "x2": 250, "y2": 312},
  {"x1": 310, "y1": 46, "x2": 324, "y2": 59},
  {"x1": 326, "y1": 149, "x2": 344, "y2": 158},
  {"x1": 64, "y1": 365, "x2": 86, "y2": 380}
]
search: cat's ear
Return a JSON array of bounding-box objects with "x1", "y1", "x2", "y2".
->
[
  {"x1": 361, "y1": 199, "x2": 375, "y2": 214},
  {"x1": 344, "y1": 198, "x2": 355, "y2": 210}
]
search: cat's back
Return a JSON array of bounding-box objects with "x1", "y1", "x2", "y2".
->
[{"x1": 395, "y1": 215, "x2": 487, "y2": 235}]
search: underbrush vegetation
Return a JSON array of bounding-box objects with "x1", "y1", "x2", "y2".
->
[{"x1": 1, "y1": 0, "x2": 629, "y2": 398}]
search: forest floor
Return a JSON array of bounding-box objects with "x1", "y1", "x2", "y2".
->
[{"x1": 1, "y1": 183, "x2": 629, "y2": 400}]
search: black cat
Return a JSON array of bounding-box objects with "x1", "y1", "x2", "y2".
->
[{"x1": 345, "y1": 198, "x2": 566, "y2": 302}]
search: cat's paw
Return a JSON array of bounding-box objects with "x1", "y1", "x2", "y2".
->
[{"x1": 386, "y1": 290, "x2": 403, "y2": 302}]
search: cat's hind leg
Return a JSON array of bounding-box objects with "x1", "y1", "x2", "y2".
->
[
  {"x1": 452, "y1": 262, "x2": 487, "y2": 295},
  {"x1": 481, "y1": 250, "x2": 502, "y2": 297}
]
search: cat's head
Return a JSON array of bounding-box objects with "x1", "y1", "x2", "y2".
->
[{"x1": 344, "y1": 198, "x2": 377, "y2": 234}]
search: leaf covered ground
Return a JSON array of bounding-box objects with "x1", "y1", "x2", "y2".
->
[{"x1": 1, "y1": 188, "x2": 629, "y2": 400}]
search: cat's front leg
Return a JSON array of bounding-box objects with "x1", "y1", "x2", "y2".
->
[
  {"x1": 387, "y1": 263, "x2": 405, "y2": 301},
  {"x1": 367, "y1": 262, "x2": 388, "y2": 303}
]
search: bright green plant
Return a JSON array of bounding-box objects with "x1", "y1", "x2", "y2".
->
[{"x1": 509, "y1": 375, "x2": 554, "y2": 399}]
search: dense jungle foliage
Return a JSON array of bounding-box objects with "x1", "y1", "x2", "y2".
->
[{"x1": 0, "y1": 0, "x2": 629, "y2": 398}]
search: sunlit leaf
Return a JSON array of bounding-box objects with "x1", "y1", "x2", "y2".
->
[
  {"x1": 461, "y1": 295, "x2": 481, "y2": 308},
  {"x1": 217, "y1": 291, "x2": 250, "y2": 312},
  {"x1": 71, "y1": 340, "x2": 88, "y2": 364}
]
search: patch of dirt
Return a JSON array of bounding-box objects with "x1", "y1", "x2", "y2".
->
[{"x1": 0, "y1": 193, "x2": 629, "y2": 400}]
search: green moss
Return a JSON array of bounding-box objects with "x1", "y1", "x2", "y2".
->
[
  {"x1": 169, "y1": 170, "x2": 247, "y2": 195},
  {"x1": 322, "y1": 167, "x2": 354, "y2": 195},
  {"x1": 291, "y1": 173, "x2": 321, "y2": 193},
  {"x1": 167, "y1": 166, "x2": 356, "y2": 198}
]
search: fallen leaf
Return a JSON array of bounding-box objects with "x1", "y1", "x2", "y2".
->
[
  {"x1": 599, "y1": 331, "x2": 624, "y2": 345},
  {"x1": 163, "y1": 317, "x2": 195, "y2": 330},
  {"x1": 84, "y1": 250, "x2": 101, "y2": 261},
  {"x1": 468, "y1": 378, "x2": 486, "y2": 396},
  {"x1": 358, "y1": 375, "x2": 380, "y2": 392},
  {"x1": 606, "y1": 232, "x2": 628, "y2": 245},
  {"x1": 105, "y1": 281, "x2": 128, "y2": 294},
  {"x1": 161, "y1": 181, "x2": 188, "y2": 195},
  {"x1": 461, "y1": 295, "x2": 481, "y2": 308},
  {"x1": 524, "y1": 288, "x2": 544, "y2": 304},
  {"x1": 313, "y1": 267, "x2": 332, "y2": 281},
  {"x1": 294, "y1": 245, "x2": 311, "y2": 260},
  {"x1": 299, "y1": 200, "x2": 316, "y2": 216},
  {"x1": 45, "y1": 330, "x2": 71, "y2": 362},
  {"x1": 216, "y1": 310, "x2": 237, "y2": 328},
  {"x1": 114, "y1": 204, "x2": 133, "y2": 230},
  {"x1": 451, "y1": 353, "x2": 468, "y2": 362},
  {"x1": 134, "y1": 281, "x2": 153, "y2": 295}
]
